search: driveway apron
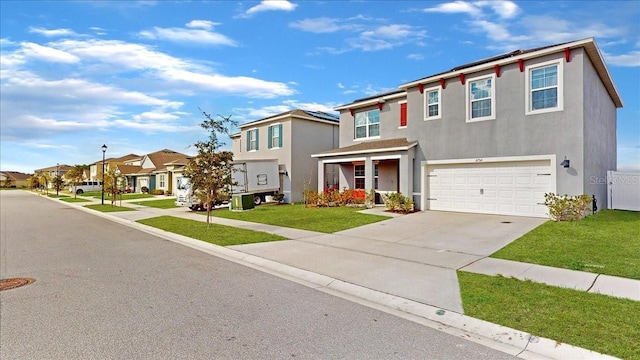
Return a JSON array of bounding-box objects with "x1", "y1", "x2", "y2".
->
[{"x1": 230, "y1": 210, "x2": 546, "y2": 313}]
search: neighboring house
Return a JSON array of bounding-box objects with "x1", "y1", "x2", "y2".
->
[
  {"x1": 89, "y1": 153, "x2": 140, "y2": 182},
  {"x1": 118, "y1": 149, "x2": 189, "y2": 193},
  {"x1": 0, "y1": 171, "x2": 31, "y2": 188},
  {"x1": 34, "y1": 164, "x2": 71, "y2": 189},
  {"x1": 314, "y1": 38, "x2": 622, "y2": 217},
  {"x1": 231, "y1": 109, "x2": 340, "y2": 203}
]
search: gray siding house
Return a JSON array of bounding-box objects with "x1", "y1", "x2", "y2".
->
[
  {"x1": 314, "y1": 38, "x2": 622, "y2": 217},
  {"x1": 231, "y1": 109, "x2": 340, "y2": 203}
]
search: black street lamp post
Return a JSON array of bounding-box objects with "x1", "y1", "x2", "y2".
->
[
  {"x1": 56, "y1": 163, "x2": 60, "y2": 196},
  {"x1": 101, "y1": 144, "x2": 107, "y2": 205}
]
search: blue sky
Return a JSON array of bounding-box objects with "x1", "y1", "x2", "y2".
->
[{"x1": 1, "y1": 0, "x2": 638, "y2": 174}]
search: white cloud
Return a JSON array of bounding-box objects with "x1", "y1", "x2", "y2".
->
[
  {"x1": 423, "y1": 1, "x2": 481, "y2": 16},
  {"x1": 244, "y1": 0, "x2": 297, "y2": 17},
  {"x1": 290, "y1": 17, "x2": 341, "y2": 33},
  {"x1": 407, "y1": 53, "x2": 424, "y2": 60},
  {"x1": 28, "y1": 27, "x2": 76, "y2": 37},
  {"x1": 21, "y1": 42, "x2": 80, "y2": 63},
  {"x1": 422, "y1": 1, "x2": 520, "y2": 19},
  {"x1": 604, "y1": 50, "x2": 640, "y2": 67},
  {"x1": 477, "y1": 1, "x2": 520, "y2": 19},
  {"x1": 139, "y1": 25, "x2": 237, "y2": 46},
  {"x1": 186, "y1": 20, "x2": 218, "y2": 30},
  {"x1": 337, "y1": 82, "x2": 345, "y2": 89}
]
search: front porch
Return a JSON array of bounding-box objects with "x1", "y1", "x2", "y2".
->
[{"x1": 313, "y1": 138, "x2": 417, "y2": 206}]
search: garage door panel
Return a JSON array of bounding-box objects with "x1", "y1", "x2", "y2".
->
[{"x1": 426, "y1": 159, "x2": 554, "y2": 218}]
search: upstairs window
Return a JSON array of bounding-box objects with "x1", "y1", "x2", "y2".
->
[
  {"x1": 424, "y1": 87, "x2": 441, "y2": 120},
  {"x1": 268, "y1": 124, "x2": 283, "y2": 149},
  {"x1": 399, "y1": 102, "x2": 407, "y2": 127},
  {"x1": 354, "y1": 109, "x2": 380, "y2": 139},
  {"x1": 246, "y1": 129, "x2": 259, "y2": 151},
  {"x1": 467, "y1": 74, "x2": 495, "y2": 122},
  {"x1": 526, "y1": 60, "x2": 563, "y2": 114}
]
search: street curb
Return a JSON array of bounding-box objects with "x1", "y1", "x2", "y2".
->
[{"x1": 43, "y1": 193, "x2": 619, "y2": 360}]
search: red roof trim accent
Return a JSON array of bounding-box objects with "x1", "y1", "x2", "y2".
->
[
  {"x1": 377, "y1": 102, "x2": 383, "y2": 111},
  {"x1": 439, "y1": 78, "x2": 446, "y2": 89},
  {"x1": 565, "y1": 47, "x2": 571, "y2": 62},
  {"x1": 418, "y1": 83, "x2": 424, "y2": 94},
  {"x1": 349, "y1": 108, "x2": 354, "y2": 116},
  {"x1": 518, "y1": 59, "x2": 524, "y2": 72},
  {"x1": 459, "y1": 73, "x2": 465, "y2": 85},
  {"x1": 494, "y1": 64, "x2": 501, "y2": 77}
]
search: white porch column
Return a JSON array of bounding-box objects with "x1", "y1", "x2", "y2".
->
[
  {"x1": 399, "y1": 153, "x2": 413, "y2": 196},
  {"x1": 364, "y1": 157, "x2": 374, "y2": 190},
  {"x1": 317, "y1": 160, "x2": 325, "y2": 191}
]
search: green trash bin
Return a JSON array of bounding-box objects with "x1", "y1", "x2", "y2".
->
[{"x1": 230, "y1": 193, "x2": 255, "y2": 211}]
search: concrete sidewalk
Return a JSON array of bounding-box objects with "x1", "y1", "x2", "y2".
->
[{"x1": 49, "y1": 194, "x2": 636, "y2": 359}]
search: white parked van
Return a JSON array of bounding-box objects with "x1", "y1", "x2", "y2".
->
[{"x1": 69, "y1": 181, "x2": 103, "y2": 195}]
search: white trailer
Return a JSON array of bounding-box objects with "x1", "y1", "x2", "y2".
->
[
  {"x1": 174, "y1": 159, "x2": 281, "y2": 210},
  {"x1": 232, "y1": 159, "x2": 280, "y2": 205}
]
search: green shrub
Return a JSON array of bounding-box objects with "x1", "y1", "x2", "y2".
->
[
  {"x1": 164, "y1": 190, "x2": 172, "y2": 196},
  {"x1": 544, "y1": 193, "x2": 593, "y2": 221},
  {"x1": 150, "y1": 189, "x2": 164, "y2": 195},
  {"x1": 382, "y1": 192, "x2": 414, "y2": 213}
]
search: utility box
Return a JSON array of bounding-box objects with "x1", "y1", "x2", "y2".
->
[{"x1": 230, "y1": 193, "x2": 255, "y2": 211}]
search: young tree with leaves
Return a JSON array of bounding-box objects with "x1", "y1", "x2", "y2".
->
[
  {"x1": 65, "y1": 164, "x2": 89, "y2": 198},
  {"x1": 52, "y1": 174, "x2": 64, "y2": 196},
  {"x1": 184, "y1": 108, "x2": 237, "y2": 228},
  {"x1": 104, "y1": 168, "x2": 125, "y2": 206}
]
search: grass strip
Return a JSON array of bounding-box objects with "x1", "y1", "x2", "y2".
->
[
  {"x1": 458, "y1": 272, "x2": 640, "y2": 359},
  {"x1": 491, "y1": 210, "x2": 640, "y2": 279},
  {"x1": 131, "y1": 198, "x2": 178, "y2": 209},
  {"x1": 85, "y1": 204, "x2": 136, "y2": 212},
  {"x1": 137, "y1": 215, "x2": 287, "y2": 246},
  {"x1": 48, "y1": 194, "x2": 70, "y2": 198},
  {"x1": 82, "y1": 191, "x2": 155, "y2": 200},
  {"x1": 208, "y1": 204, "x2": 388, "y2": 233},
  {"x1": 60, "y1": 197, "x2": 92, "y2": 203}
]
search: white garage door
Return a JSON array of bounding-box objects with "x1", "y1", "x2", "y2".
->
[{"x1": 426, "y1": 160, "x2": 554, "y2": 217}]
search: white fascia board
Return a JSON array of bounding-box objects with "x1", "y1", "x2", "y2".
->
[
  {"x1": 312, "y1": 144, "x2": 417, "y2": 158},
  {"x1": 401, "y1": 38, "x2": 595, "y2": 89},
  {"x1": 334, "y1": 92, "x2": 407, "y2": 111}
]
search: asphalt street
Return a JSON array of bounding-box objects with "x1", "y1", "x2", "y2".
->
[{"x1": 0, "y1": 191, "x2": 515, "y2": 359}]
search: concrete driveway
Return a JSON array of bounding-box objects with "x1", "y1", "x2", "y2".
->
[{"x1": 230, "y1": 210, "x2": 546, "y2": 313}]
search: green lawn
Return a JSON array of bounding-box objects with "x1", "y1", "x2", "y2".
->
[
  {"x1": 208, "y1": 204, "x2": 389, "y2": 233},
  {"x1": 137, "y1": 216, "x2": 286, "y2": 246},
  {"x1": 81, "y1": 191, "x2": 155, "y2": 200},
  {"x1": 84, "y1": 204, "x2": 136, "y2": 212},
  {"x1": 131, "y1": 198, "x2": 178, "y2": 209},
  {"x1": 47, "y1": 194, "x2": 70, "y2": 198},
  {"x1": 459, "y1": 272, "x2": 640, "y2": 359},
  {"x1": 491, "y1": 210, "x2": 640, "y2": 279},
  {"x1": 60, "y1": 197, "x2": 91, "y2": 203}
]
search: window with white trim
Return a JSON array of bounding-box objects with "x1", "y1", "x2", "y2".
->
[
  {"x1": 246, "y1": 129, "x2": 259, "y2": 151},
  {"x1": 354, "y1": 109, "x2": 380, "y2": 139},
  {"x1": 158, "y1": 174, "x2": 165, "y2": 188},
  {"x1": 424, "y1": 87, "x2": 441, "y2": 120},
  {"x1": 526, "y1": 60, "x2": 563, "y2": 114},
  {"x1": 467, "y1": 74, "x2": 495, "y2": 122},
  {"x1": 374, "y1": 164, "x2": 379, "y2": 190},
  {"x1": 354, "y1": 164, "x2": 365, "y2": 189},
  {"x1": 268, "y1": 124, "x2": 282, "y2": 149}
]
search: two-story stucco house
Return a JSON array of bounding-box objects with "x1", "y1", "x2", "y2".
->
[
  {"x1": 314, "y1": 38, "x2": 622, "y2": 217},
  {"x1": 231, "y1": 109, "x2": 340, "y2": 203}
]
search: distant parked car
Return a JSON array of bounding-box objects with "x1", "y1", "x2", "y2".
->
[{"x1": 69, "y1": 181, "x2": 103, "y2": 195}]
